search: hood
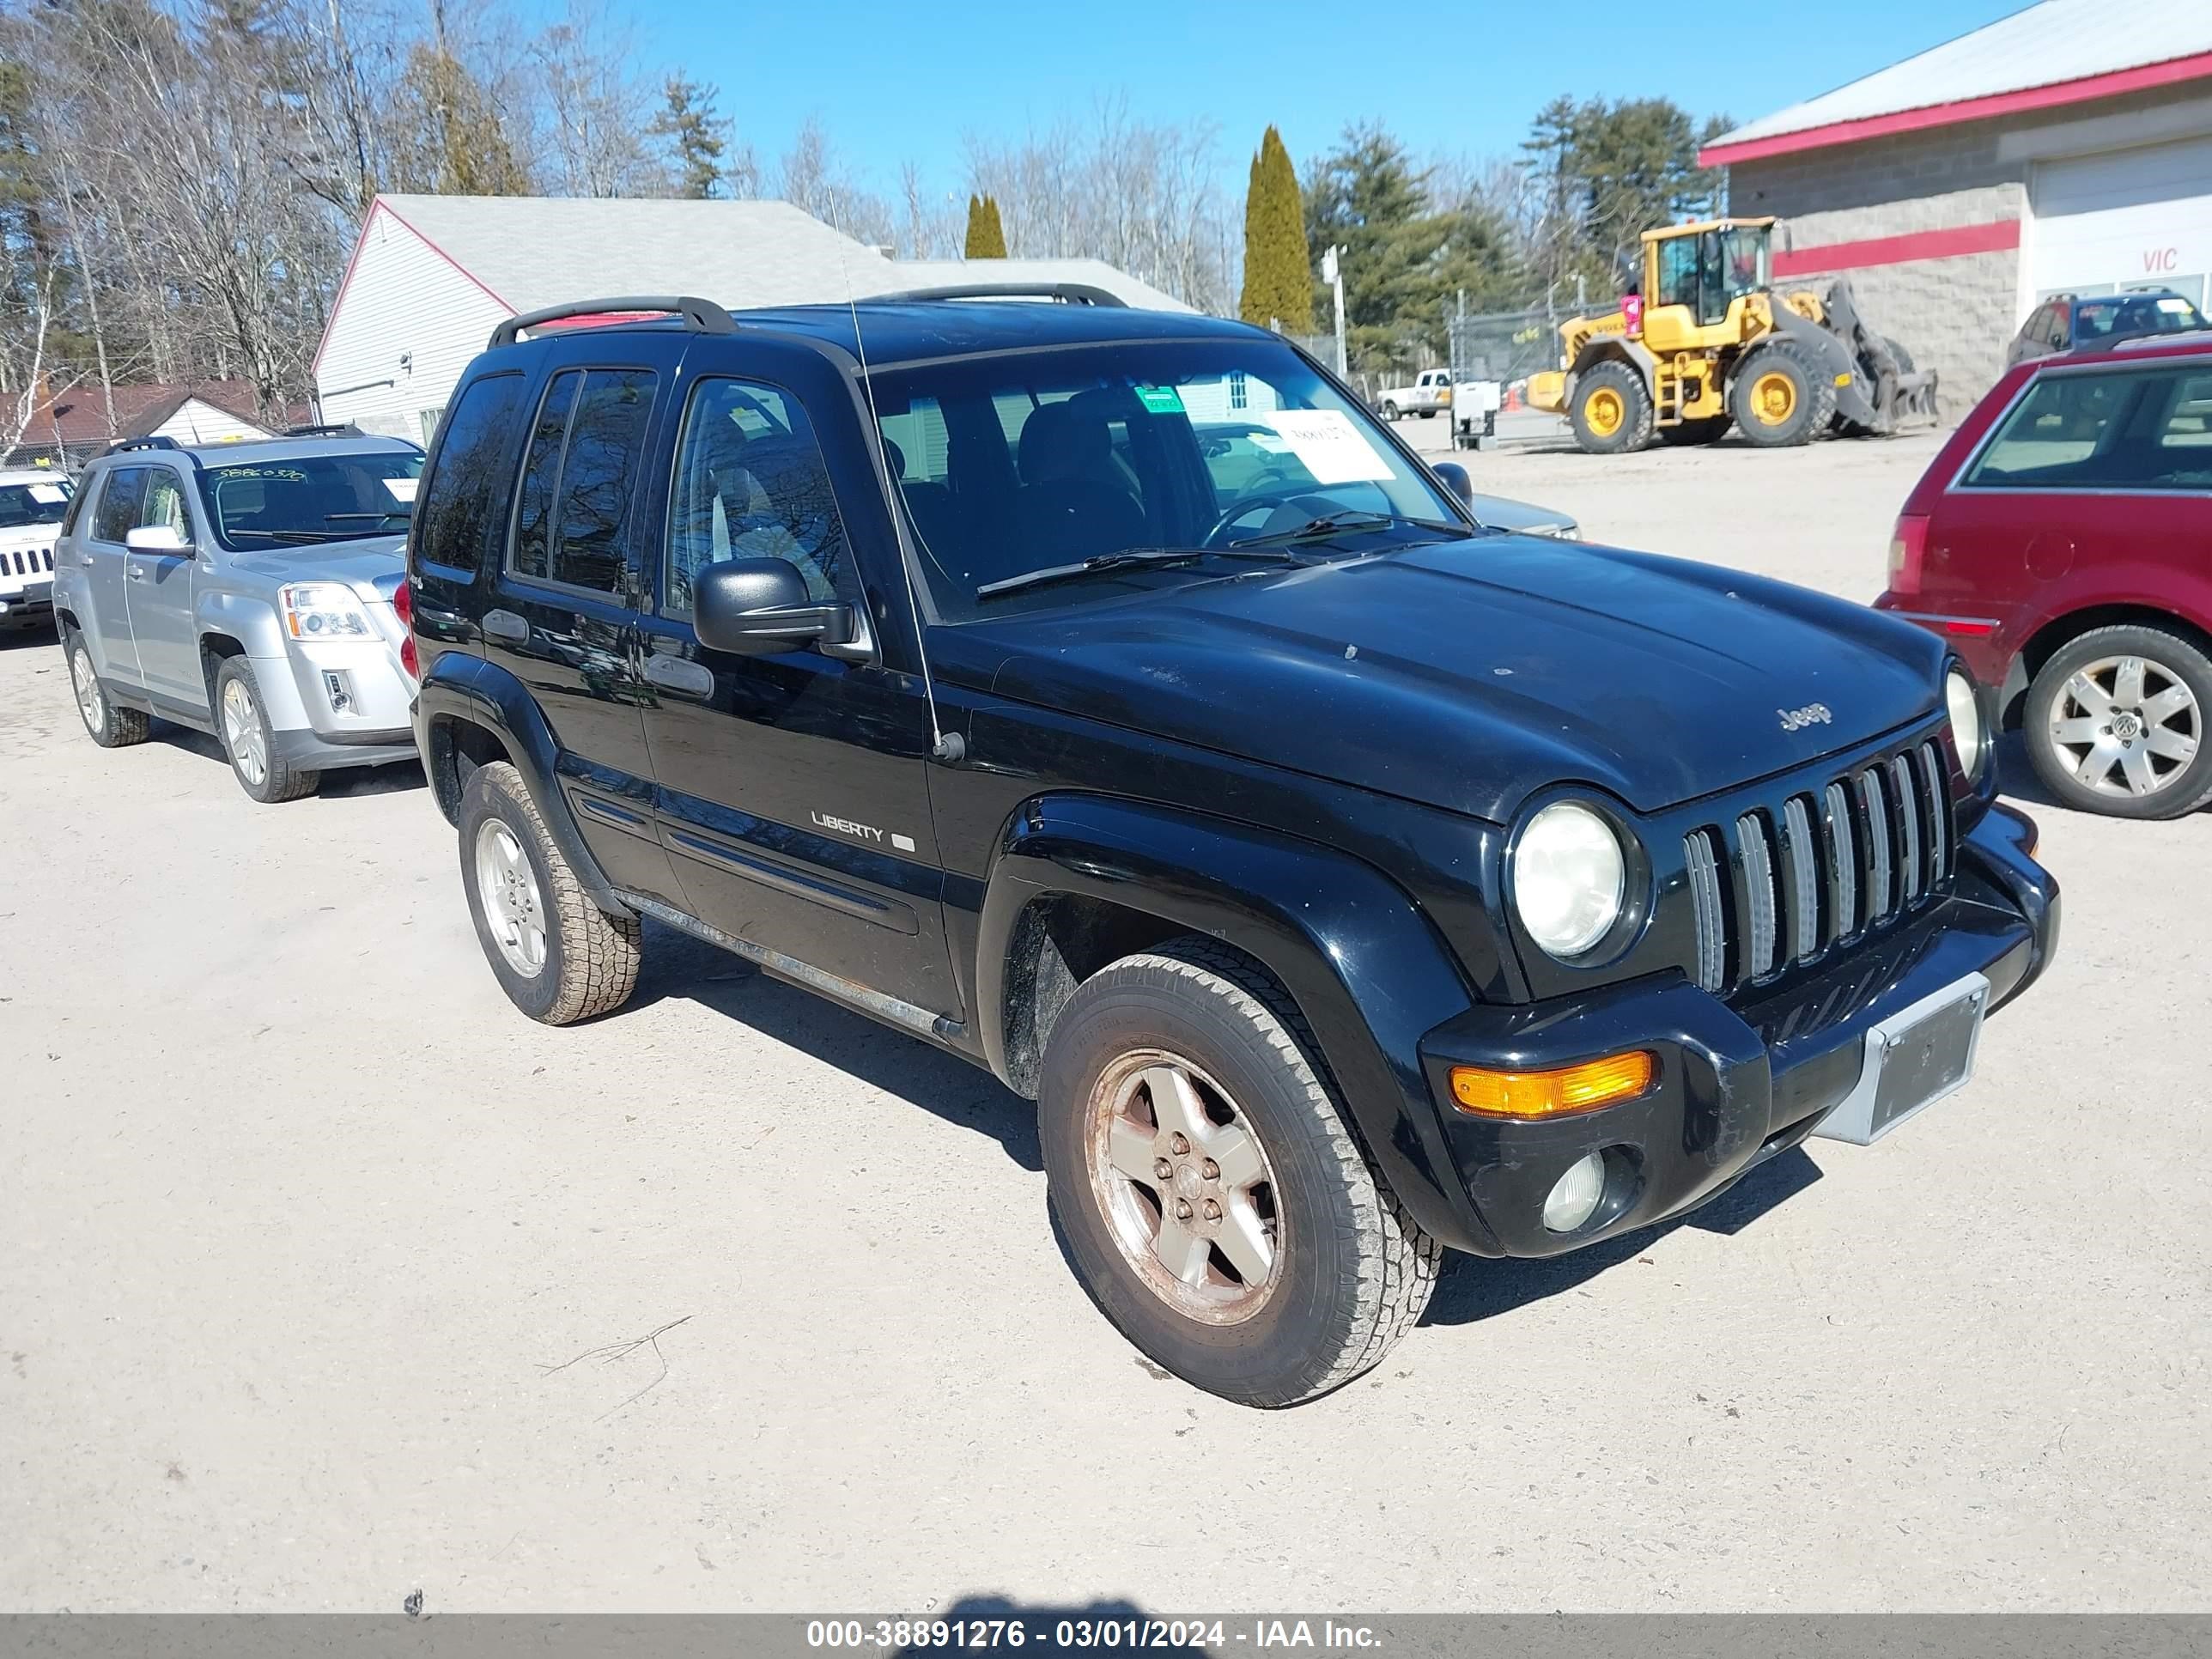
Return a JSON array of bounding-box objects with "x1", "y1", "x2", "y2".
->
[
  {"x1": 228, "y1": 536, "x2": 406, "y2": 605},
  {"x1": 1466, "y1": 494, "x2": 1577, "y2": 538},
  {"x1": 0, "y1": 522, "x2": 62, "y2": 550},
  {"x1": 948, "y1": 536, "x2": 1948, "y2": 822}
]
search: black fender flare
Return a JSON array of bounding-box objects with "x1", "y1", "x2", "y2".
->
[
  {"x1": 413, "y1": 653, "x2": 630, "y2": 917},
  {"x1": 1567, "y1": 336, "x2": 1658, "y2": 404},
  {"x1": 977, "y1": 793, "x2": 1495, "y2": 1253}
]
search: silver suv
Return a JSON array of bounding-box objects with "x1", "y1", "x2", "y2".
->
[{"x1": 52, "y1": 433, "x2": 424, "y2": 802}]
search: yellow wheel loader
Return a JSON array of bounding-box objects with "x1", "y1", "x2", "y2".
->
[{"x1": 1526, "y1": 217, "x2": 1940, "y2": 455}]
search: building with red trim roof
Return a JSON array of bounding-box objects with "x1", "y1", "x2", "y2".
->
[{"x1": 1702, "y1": 0, "x2": 2212, "y2": 402}]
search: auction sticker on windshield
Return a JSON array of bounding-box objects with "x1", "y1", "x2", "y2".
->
[{"x1": 1256, "y1": 409, "x2": 1394, "y2": 485}]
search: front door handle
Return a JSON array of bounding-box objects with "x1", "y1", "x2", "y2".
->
[
  {"x1": 483, "y1": 609, "x2": 528, "y2": 644},
  {"x1": 126, "y1": 563, "x2": 146, "y2": 581},
  {"x1": 643, "y1": 653, "x2": 715, "y2": 698}
]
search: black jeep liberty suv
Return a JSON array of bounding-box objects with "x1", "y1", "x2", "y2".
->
[{"x1": 406, "y1": 289, "x2": 2059, "y2": 1407}]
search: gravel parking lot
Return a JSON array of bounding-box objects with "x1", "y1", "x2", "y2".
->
[{"x1": 4, "y1": 428, "x2": 2209, "y2": 1614}]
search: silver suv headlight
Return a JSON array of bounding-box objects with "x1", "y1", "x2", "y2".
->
[
  {"x1": 279, "y1": 581, "x2": 374, "y2": 641},
  {"x1": 1513, "y1": 800, "x2": 1626, "y2": 958},
  {"x1": 1946, "y1": 669, "x2": 1987, "y2": 781}
]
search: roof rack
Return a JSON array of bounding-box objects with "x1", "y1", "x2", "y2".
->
[
  {"x1": 870, "y1": 283, "x2": 1129, "y2": 308},
  {"x1": 489, "y1": 295, "x2": 737, "y2": 349},
  {"x1": 285, "y1": 422, "x2": 362, "y2": 438},
  {"x1": 102, "y1": 435, "x2": 188, "y2": 458}
]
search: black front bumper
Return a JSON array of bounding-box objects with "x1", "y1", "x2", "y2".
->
[{"x1": 1418, "y1": 803, "x2": 2059, "y2": 1259}]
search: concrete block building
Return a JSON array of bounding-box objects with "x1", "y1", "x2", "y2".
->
[{"x1": 1703, "y1": 0, "x2": 2212, "y2": 405}]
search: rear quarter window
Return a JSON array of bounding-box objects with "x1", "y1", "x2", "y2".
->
[{"x1": 414, "y1": 372, "x2": 528, "y2": 574}]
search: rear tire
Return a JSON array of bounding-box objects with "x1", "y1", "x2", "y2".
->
[
  {"x1": 1569, "y1": 362, "x2": 1652, "y2": 455},
  {"x1": 65, "y1": 628, "x2": 149, "y2": 749},
  {"x1": 459, "y1": 760, "x2": 642, "y2": 1022},
  {"x1": 1729, "y1": 342, "x2": 1832, "y2": 447},
  {"x1": 1380, "y1": 400, "x2": 1401, "y2": 422},
  {"x1": 2024, "y1": 624, "x2": 2212, "y2": 819},
  {"x1": 1039, "y1": 936, "x2": 1440, "y2": 1407}
]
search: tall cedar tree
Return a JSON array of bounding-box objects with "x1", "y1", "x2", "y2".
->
[
  {"x1": 653, "y1": 76, "x2": 729, "y2": 198},
  {"x1": 1521, "y1": 95, "x2": 1729, "y2": 295},
  {"x1": 963, "y1": 192, "x2": 1007, "y2": 258},
  {"x1": 1304, "y1": 123, "x2": 1513, "y2": 371},
  {"x1": 1238, "y1": 125, "x2": 1310, "y2": 331}
]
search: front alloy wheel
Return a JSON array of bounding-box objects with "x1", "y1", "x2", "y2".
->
[
  {"x1": 1040, "y1": 936, "x2": 1439, "y2": 1407},
  {"x1": 474, "y1": 817, "x2": 549, "y2": 977},
  {"x1": 1087, "y1": 1050, "x2": 1283, "y2": 1324}
]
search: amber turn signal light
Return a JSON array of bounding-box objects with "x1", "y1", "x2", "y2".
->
[{"x1": 1449, "y1": 1051, "x2": 1655, "y2": 1120}]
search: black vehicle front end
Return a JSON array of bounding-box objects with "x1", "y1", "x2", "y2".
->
[{"x1": 1413, "y1": 708, "x2": 2057, "y2": 1260}]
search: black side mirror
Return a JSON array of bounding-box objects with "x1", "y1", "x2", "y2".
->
[
  {"x1": 693, "y1": 557, "x2": 855, "y2": 657},
  {"x1": 1431, "y1": 461, "x2": 1476, "y2": 507}
]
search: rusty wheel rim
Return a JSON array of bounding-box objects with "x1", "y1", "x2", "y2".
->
[{"x1": 1085, "y1": 1048, "x2": 1283, "y2": 1325}]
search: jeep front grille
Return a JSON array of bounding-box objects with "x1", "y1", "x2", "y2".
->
[
  {"x1": 3, "y1": 547, "x2": 53, "y2": 576},
  {"x1": 1684, "y1": 738, "x2": 1954, "y2": 994}
]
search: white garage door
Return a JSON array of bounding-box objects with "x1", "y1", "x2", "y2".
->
[{"x1": 2030, "y1": 133, "x2": 2212, "y2": 311}]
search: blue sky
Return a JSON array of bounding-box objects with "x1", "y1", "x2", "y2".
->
[{"x1": 607, "y1": 0, "x2": 2027, "y2": 196}]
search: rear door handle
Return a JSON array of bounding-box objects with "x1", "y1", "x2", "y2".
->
[
  {"x1": 483, "y1": 609, "x2": 528, "y2": 644},
  {"x1": 644, "y1": 653, "x2": 715, "y2": 698}
]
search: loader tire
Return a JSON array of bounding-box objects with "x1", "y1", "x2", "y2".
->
[
  {"x1": 1570, "y1": 362, "x2": 1651, "y2": 455},
  {"x1": 1730, "y1": 342, "x2": 1831, "y2": 447}
]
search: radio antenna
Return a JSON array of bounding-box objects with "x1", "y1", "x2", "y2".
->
[{"x1": 830, "y1": 198, "x2": 963, "y2": 764}]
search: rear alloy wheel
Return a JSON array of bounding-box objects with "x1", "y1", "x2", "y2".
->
[
  {"x1": 458, "y1": 760, "x2": 641, "y2": 1023},
  {"x1": 2026, "y1": 625, "x2": 2212, "y2": 819},
  {"x1": 214, "y1": 657, "x2": 319, "y2": 803},
  {"x1": 1380, "y1": 400, "x2": 1401, "y2": 422},
  {"x1": 1729, "y1": 342, "x2": 1832, "y2": 447},
  {"x1": 66, "y1": 629, "x2": 149, "y2": 749},
  {"x1": 1040, "y1": 936, "x2": 1439, "y2": 1407},
  {"x1": 1570, "y1": 362, "x2": 1652, "y2": 455}
]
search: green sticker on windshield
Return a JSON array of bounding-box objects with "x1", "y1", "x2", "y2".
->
[{"x1": 1134, "y1": 385, "x2": 1185, "y2": 415}]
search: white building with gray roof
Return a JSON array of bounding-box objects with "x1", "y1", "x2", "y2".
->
[{"x1": 312, "y1": 194, "x2": 1196, "y2": 442}]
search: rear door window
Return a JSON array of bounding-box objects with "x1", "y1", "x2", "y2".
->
[
  {"x1": 414, "y1": 371, "x2": 527, "y2": 574},
  {"x1": 507, "y1": 368, "x2": 659, "y2": 595},
  {"x1": 1966, "y1": 364, "x2": 2212, "y2": 491}
]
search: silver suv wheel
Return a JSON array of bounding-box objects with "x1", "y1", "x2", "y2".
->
[
  {"x1": 221, "y1": 675, "x2": 269, "y2": 788},
  {"x1": 474, "y1": 817, "x2": 548, "y2": 977},
  {"x1": 71, "y1": 640, "x2": 104, "y2": 728}
]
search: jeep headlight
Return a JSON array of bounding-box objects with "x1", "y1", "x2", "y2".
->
[
  {"x1": 1513, "y1": 800, "x2": 1626, "y2": 959},
  {"x1": 278, "y1": 582, "x2": 374, "y2": 641},
  {"x1": 1946, "y1": 669, "x2": 1986, "y2": 781}
]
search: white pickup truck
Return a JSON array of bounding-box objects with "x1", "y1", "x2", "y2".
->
[{"x1": 1372, "y1": 368, "x2": 1453, "y2": 421}]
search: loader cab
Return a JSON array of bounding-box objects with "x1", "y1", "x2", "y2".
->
[{"x1": 1642, "y1": 219, "x2": 1776, "y2": 350}]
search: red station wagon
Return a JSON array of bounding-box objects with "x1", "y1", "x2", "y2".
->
[{"x1": 1877, "y1": 332, "x2": 2212, "y2": 820}]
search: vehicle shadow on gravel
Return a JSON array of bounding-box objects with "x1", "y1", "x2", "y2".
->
[
  {"x1": 630, "y1": 919, "x2": 1043, "y2": 1170},
  {"x1": 143, "y1": 720, "x2": 428, "y2": 798},
  {"x1": 1425, "y1": 1146, "x2": 1822, "y2": 1326},
  {"x1": 0, "y1": 625, "x2": 59, "y2": 652}
]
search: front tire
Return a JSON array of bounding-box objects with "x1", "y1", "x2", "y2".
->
[
  {"x1": 458, "y1": 760, "x2": 642, "y2": 1023},
  {"x1": 1570, "y1": 362, "x2": 1652, "y2": 455},
  {"x1": 66, "y1": 628, "x2": 149, "y2": 749},
  {"x1": 214, "y1": 658, "x2": 319, "y2": 803},
  {"x1": 1729, "y1": 342, "x2": 1832, "y2": 447},
  {"x1": 2025, "y1": 625, "x2": 2212, "y2": 819},
  {"x1": 1039, "y1": 937, "x2": 1440, "y2": 1407}
]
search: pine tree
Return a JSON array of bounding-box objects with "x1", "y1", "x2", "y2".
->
[
  {"x1": 964, "y1": 193, "x2": 1007, "y2": 258},
  {"x1": 1239, "y1": 125, "x2": 1311, "y2": 332},
  {"x1": 652, "y1": 76, "x2": 730, "y2": 199}
]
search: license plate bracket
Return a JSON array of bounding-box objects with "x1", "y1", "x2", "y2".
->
[{"x1": 1814, "y1": 971, "x2": 1989, "y2": 1146}]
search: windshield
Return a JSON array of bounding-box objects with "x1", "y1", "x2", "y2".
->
[
  {"x1": 196, "y1": 452, "x2": 423, "y2": 548},
  {"x1": 2076, "y1": 294, "x2": 2205, "y2": 340},
  {"x1": 868, "y1": 340, "x2": 1462, "y2": 619},
  {"x1": 0, "y1": 477, "x2": 73, "y2": 529}
]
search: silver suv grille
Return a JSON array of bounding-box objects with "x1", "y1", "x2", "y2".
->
[{"x1": 1684, "y1": 738, "x2": 1954, "y2": 994}]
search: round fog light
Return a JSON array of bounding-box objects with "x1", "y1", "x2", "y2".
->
[{"x1": 1542, "y1": 1152, "x2": 1607, "y2": 1234}]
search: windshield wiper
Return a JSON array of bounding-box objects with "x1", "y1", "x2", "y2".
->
[
  {"x1": 975, "y1": 545, "x2": 1302, "y2": 600},
  {"x1": 1230, "y1": 509, "x2": 1474, "y2": 548}
]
